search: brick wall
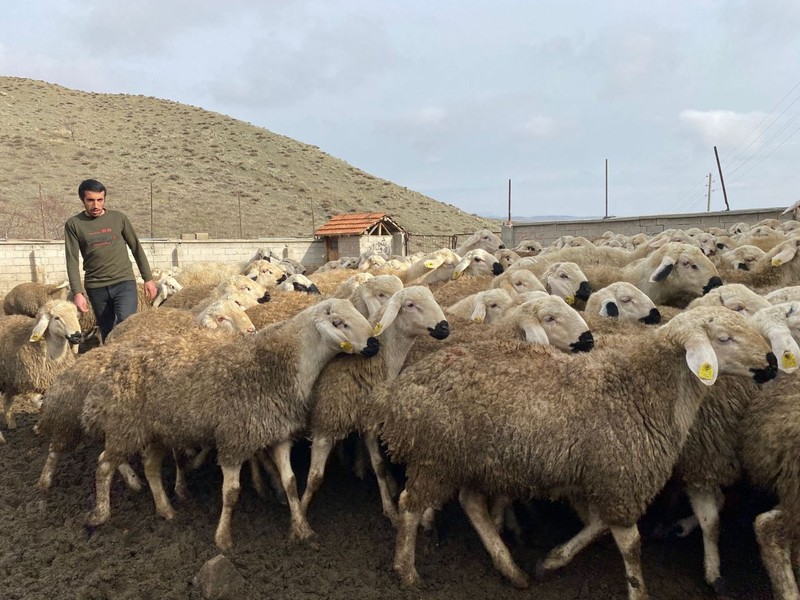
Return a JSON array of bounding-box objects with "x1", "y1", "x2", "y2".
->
[{"x1": 0, "y1": 238, "x2": 326, "y2": 296}]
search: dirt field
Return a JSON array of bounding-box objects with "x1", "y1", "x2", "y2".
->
[{"x1": 1, "y1": 413, "x2": 776, "y2": 599}]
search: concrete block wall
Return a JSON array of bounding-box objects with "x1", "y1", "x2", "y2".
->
[
  {"x1": 501, "y1": 207, "x2": 787, "y2": 248},
  {"x1": 0, "y1": 238, "x2": 325, "y2": 296}
]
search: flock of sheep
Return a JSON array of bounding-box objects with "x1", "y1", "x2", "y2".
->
[{"x1": 2, "y1": 220, "x2": 800, "y2": 600}]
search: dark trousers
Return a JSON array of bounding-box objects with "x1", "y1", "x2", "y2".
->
[{"x1": 86, "y1": 280, "x2": 139, "y2": 340}]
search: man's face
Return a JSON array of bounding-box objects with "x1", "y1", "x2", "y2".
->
[{"x1": 82, "y1": 190, "x2": 106, "y2": 218}]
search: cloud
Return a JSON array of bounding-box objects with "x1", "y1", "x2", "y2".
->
[
  {"x1": 520, "y1": 115, "x2": 557, "y2": 139},
  {"x1": 679, "y1": 109, "x2": 767, "y2": 151}
]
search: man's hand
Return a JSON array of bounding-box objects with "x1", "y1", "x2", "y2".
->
[
  {"x1": 144, "y1": 279, "x2": 158, "y2": 301},
  {"x1": 73, "y1": 292, "x2": 89, "y2": 313}
]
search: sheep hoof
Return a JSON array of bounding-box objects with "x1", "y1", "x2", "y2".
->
[
  {"x1": 214, "y1": 532, "x2": 234, "y2": 552},
  {"x1": 394, "y1": 566, "x2": 420, "y2": 588},
  {"x1": 534, "y1": 559, "x2": 552, "y2": 582},
  {"x1": 0, "y1": 434, "x2": 6, "y2": 445},
  {"x1": 710, "y1": 576, "x2": 730, "y2": 596},
  {"x1": 289, "y1": 524, "x2": 318, "y2": 547},
  {"x1": 507, "y1": 568, "x2": 530, "y2": 589},
  {"x1": 85, "y1": 509, "x2": 109, "y2": 527}
]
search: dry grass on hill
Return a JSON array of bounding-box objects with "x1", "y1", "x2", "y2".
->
[{"x1": 0, "y1": 76, "x2": 499, "y2": 241}]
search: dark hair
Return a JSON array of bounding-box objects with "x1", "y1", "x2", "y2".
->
[{"x1": 78, "y1": 179, "x2": 106, "y2": 200}]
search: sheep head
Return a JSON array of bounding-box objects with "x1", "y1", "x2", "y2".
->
[
  {"x1": 372, "y1": 286, "x2": 449, "y2": 340},
  {"x1": 312, "y1": 299, "x2": 379, "y2": 357},
  {"x1": 749, "y1": 302, "x2": 800, "y2": 373}
]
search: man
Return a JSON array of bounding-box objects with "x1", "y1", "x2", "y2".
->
[{"x1": 65, "y1": 179, "x2": 157, "y2": 340}]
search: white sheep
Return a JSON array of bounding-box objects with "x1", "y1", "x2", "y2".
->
[
  {"x1": 686, "y1": 282, "x2": 771, "y2": 316},
  {"x1": 79, "y1": 298, "x2": 380, "y2": 550},
  {"x1": 765, "y1": 285, "x2": 800, "y2": 304},
  {"x1": 455, "y1": 229, "x2": 504, "y2": 256},
  {"x1": 718, "y1": 244, "x2": 765, "y2": 271},
  {"x1": 401, "y1": 248, "x2": 462, "y2": 285},
  {"x1": 446, "y1": 289, "x2": 514, "y2": 324},
  {"x1": 2, "y1": 281, "x2": 70, "y2": 317},
  {"x1": 490, "y1": 269, "x2": 547, "y2": 296},
  {"x1": 0, "y1": 300, "x2": 83, "y2": 443},
  {"x1": 452, "y1": 248, "x2": 505, "y2": 279},
  {"x1": 512, "y1": 239, "x2": 543, "y2": 255},
  {"x1": 583, "y1": 281, "x2": 661, "y2": 326},
  {"x1": 370, "y1": 307, "x2": 776, "y2": 598}
]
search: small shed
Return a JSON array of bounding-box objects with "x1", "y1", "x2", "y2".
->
[{"x1": 315, "y1": 212, "x2": 406, "y2": 262}]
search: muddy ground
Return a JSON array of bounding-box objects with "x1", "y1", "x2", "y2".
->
[{"x1": 1, "y1": 413, "x2": 776, "y2": 599}]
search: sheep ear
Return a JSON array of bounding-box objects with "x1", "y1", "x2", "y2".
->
[
  {"x1": 373, "y1": 293, "x2": 402, "y2": 336},
  {"x1": 520, "y1": 320, "x2": 549, "y2": 345},
  {"x1": 29, "y1": 314, "x2": 51, "y2": 342},
  {"x1": 424, "y1": 256, "x2": 445, "y2": 270},
  {"x1": 470, "y1": 302, "x2": 487, "y2": 324},
  {"x1": 684, "y1": 336, "x2": 718, "y2": 385},
  {"x1": 649, "y1": 256, "x2": 675, "y2": 282},
  {"x1": 315, "y1": 318, "x2": 354, "y2": 353},
  {"x1": 771, "y1": 245, "x2": 797, "y2": 267},
  {"x1": 453, "y1": 257, "x2": 470, "y2": 279},
  {"x1": 764, "y1": 328, "x2": 799, "y2": 373},
  {"x1": 362, "y1": 293, "x2": 382, "y2": 319}
]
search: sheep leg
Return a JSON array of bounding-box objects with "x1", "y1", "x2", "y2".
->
[
  {"x1": 393, "y1": 490, "x2": 423, "y2": 586},
  {"x1": 143, "y1": 444, "x2": 176, "y2": 520},
  {"x1": 536, "y1": 513, "x2": 608, "y2": 577},
  {"x1": 364, "y1": 434, "x2": 399, "y2": 525},
  {"x1": 754, "y1": 509, "x2": 800, "y2": 600},
  {"x1": 490, "y1": 494, "x2": 524, "y2": 546},
  {"x1": 255, "y1": 449, "x2": 287, "y2": 505},
  {"x1": 172, "y1": 448, "x2": 191, "y2": 501},
  {"x1": 214, "y1": 462, "x2": 242, "y2": 551},
  {"x1": 352, "y1": 438, "x2": 368, "y2": 480},
  {"x1": 609, "y1": 524, "x2": 647, "y2": 600},
  {"x1": 3, "y1": 392, "x2": 17, "y2": 430},
  {"x1": 459, "y1": 488, "x2": 529, "y2": 589},
  {"x1": 300, "y1": 436, "x2": 333, "y2": 518},
  {"x1": 117, "y1": 462, "x2": 143, "y2": 492},
  {"x1": 686, "y1": 487, "x2": 724, "y2": 588},
  {"x1": 673, "y1": 514, "x2": 699, "y2": 537},
  {"x1": 248, "y1": 455, "x2": 268, "y2": 499},
  {"x1": 86, "y1": 450, "x2": 121, "y2": 526},
  {"x1": 37, "y1": 446, "x2": 62, "y2": 490},
  {"x1": 189, "y1": 447, "x2": 212, "y2": 471},
  {"x1": 271, "y1": 441, "x2": 317, "y2": 543}
]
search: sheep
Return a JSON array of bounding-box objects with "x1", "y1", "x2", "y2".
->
[
  {"x1": 538, "y1": 262, "x2": 592, "y2": 306},
  {"x1": 401, "y1": 249, "x2": 462, "y2": 285},
  {"x1": 300, "y1": 287, "x2": 450, "y2": 526},
  {"x1": 659, "y1": 301, "x2": 800, "y2": 591},
  {"x1": 245, "y1": 292, "x2": 322, "y2": 330},
  {"x1": 455, "y1": 229, "x2": 504, "y2": 256},
  {"x1": 274, "y1": 273, "x2": 321, "y2": 295},
  {"x1": 765, "y1": 285, "x2": 800, "y2": 304},
  {"x1": 686, "y1": 282, "x2": 771, "y2": 316},
  {"x1": 175, "y1": 261, "x2": 244, "y2": 287},
  {"x1": 583, "y1": 281, "x2": 661, "y2": 328},
  {"x1": 79, "y1": 298, "x2": 380, "y2": 549},
  {"x1": 718, "y1": 244, "x2": 766, "y2": 271},
  {"x1": 739, "y1": 369, "x2": 800, "y2": 600},
  {"x1": 370, "y1": 307, "x2": 777, "y2": 598},
  {"x1": 309, "y1": 269, "x2": 369, "y2": 296},
  {"x1": 162, "y1": 275, "x2": 270, "y2": 311},
  {"x1": 241, "y1": 259, "x2": 288, "y2": 288},
  {"x1": 452, "y1": 248, "x2": 505, "y2": 279},
  {"x1": 494, "y1": 248, "x2": 521, "y2": 270},
  {"x1": 729, "y1": 221, "x2": 751, "y2": 235},
  {"x1": 35, "y1": 299, "x2": 257, "y2": 491},
  {"x1": 722, "y1": 237, "x2": 800, "y2": 292},
  {"x1": 735, "y1": 224, "x2": 787, "y2": 252},
  {"x1": 348, "y1": 275, "x2": 405, "y2": 319},
  {"x1": 490, "y1": 269, "x2": 547, "y2": 297},
  {"x1": 445, "y1": 289, "x2": 514, "y2": 324},
  {"x1": 327, "y1": 272, "x2": 374, "y2": 299},
  {"x1": 512, "y1": 239, "x2": 543, "y2": 255},
  {"x1": 3, "y1": 281, "x2": 70, "y2": 317},
  {"x1": 0, "y1": 300, "x2": 83, "y2": 443}
]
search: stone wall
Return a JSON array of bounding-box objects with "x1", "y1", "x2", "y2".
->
[
  {"x1": 0, "y1": 238, "x2": 325, "y2": 296},
  {"x1": 501, "y1": 207, "x2": 787, "y2": 248}
]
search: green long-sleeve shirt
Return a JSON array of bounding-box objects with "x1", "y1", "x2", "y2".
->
[{"x1": 64, "y1": 209, "x2": 153, "y2": 294}]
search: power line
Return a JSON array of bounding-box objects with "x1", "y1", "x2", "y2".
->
[
  {"x1": 728, "y1": 118, "x2": 800, "y2": 185},
  {"x1": 724, "y1": 104, "x2": 800, "y2": 180}
]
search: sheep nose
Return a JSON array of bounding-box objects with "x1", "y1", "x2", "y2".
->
[
  {"x1": 570, "y1": 331, "x2": 594, "y2": 353},
  {"x1": 576, "y1": 281, "x2": 592, "y2": 301},
  {"x1": 751, "y1": 352, "x2": 778, "y2": 383},
  {"x1": 257, "y1": 292, "x2": 271, "y2": 304},
  {"x1": 492, "y1": 262, "x2": 505, "y2": 276},
  {"x1": 498, "y1": 244, "x2": 505, "y2": 249},
  {"x1": 428, "y1": 320, "x2": 450, "y2": 340},
  {"x1": 640, "y1": 308, "x2": 662, "y2": 325},
  {"x1": 737, "y1": 263, "x2": 749, "y2": 271},
  {"x1": 65, "y1": 332, "x2": 84, "y2": 345},
  {"x1": 605, "y1": 302, "x2": 619, "y2": 318},
  {"x1": 702, "y1": 276, "x2": 723, "y2": 295},
  {"x1": 361, "y1": 336, "x2": 380, "y2": 357}
]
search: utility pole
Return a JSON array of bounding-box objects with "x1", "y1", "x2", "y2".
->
[
  {"x1": 713, "y1": 146, "x2": 730, "y2": 211},
  {"x1": 604, "y1": 159, "x2": 609, "y2": 218},
  {"x1": 506, "y1": 179, "x2": 512, "y2": 225},
  {"x1": 237, "y1": 191, "x2": 243, "y2": 238},
  {"x1": 149, "y1": 181, "x2": 154, "y2": 237},
  {"x1": 706, "y1": 173, "x2": 712, "y2": 212},
  {"x1": 39, "y1": 184, "x2": 46, "y2": 238}
]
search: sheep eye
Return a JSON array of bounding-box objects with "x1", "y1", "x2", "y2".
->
[
  {"x1": 559, "y1": 273, "x2": 569, "y2": 279},
  {"x1": 543, "y1": 315, "x2": 556, "y2": 323},
  {"x1": 489, "y1": 303, "x2": 498, "y2": 309},
  {"x1": 53, "y1": 316, "x2": 61, "y2": 320},
  {"x1": 405, "y1": 302, "x2": 416, "y2": 309},
  {"x1": 718, "y1": 335, "x2": 732, "y2": 343},
  {"x1": 620, "y1": 297, "x2": 631, "y2": 303}
]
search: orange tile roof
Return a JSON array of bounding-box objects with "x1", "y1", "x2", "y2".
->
[{"x1": 315, "y1": 212, "x2": 401, "y2": 236}]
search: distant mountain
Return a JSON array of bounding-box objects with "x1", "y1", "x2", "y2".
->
[
  {"x1": 0, "y1": 77, "x2": 501, "y2": 240},
  {"x1": 481, "y1": 214, "x2": 602, "y2": 222}
]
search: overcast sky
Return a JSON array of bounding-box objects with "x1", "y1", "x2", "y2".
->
[{"x1": 2, "y1": 0, "x2": 800, "y2": 219}]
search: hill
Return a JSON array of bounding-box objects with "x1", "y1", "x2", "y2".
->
[{"x1": 0, "y1": 77, "x2": 500, "y2": 240}]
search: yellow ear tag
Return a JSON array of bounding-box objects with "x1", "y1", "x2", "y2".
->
[
  {"x1": 373, "y1": 323, "x2": 383, "y2": 336},
  {"x1": 698, "y1": 362, "x2": 714, "y2": 380},
  {"x1": 452, "y1": 271, "x2": 461, "y2": 279},
  {"x1": 29, "y1": 334, "x2": 41, "y2": 342},
  {"x1": 565, "y1": 296, "x2": 575, "y2": 305},
  {"x1": 339, "y1": 341, "x2": 353, "y2": 353},
  {"x1": 472, "y1": 316, "x2": 483, "y2": 324},
  {"x1": 782, "y1": 352, "x2": 797, "y2": 369},
  {"x1": 772, "y1": 258, "x2": 783, "y2": 267},
  {"x1": 424, "y1": 260, "x2": 436, "y2": 269}
]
